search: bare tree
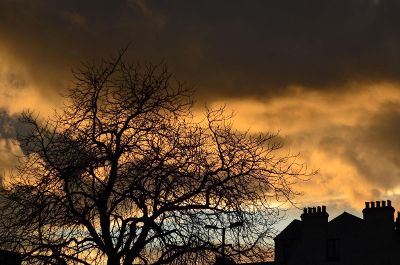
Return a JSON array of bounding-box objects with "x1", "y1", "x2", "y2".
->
[{"x1": 0, "y1": 51, "x2": 307, "y2": 265}]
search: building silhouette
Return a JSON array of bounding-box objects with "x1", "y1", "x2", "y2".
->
[
  {"x1": 0, "y1": 249, "x2": 21, "y2": 265},
  {"x1": 274, "y1": 200, "x2": 400, "y2": 265}
]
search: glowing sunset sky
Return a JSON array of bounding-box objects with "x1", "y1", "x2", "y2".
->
[{"x1": 1, "y1": 0, "x2": 400, "y2": 221}]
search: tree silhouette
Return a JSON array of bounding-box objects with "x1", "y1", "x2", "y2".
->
[{"x1": 0, "y1": 51, "x2": 307, "y2": 265}]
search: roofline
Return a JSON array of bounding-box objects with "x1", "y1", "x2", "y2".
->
[{"x1": 329, "y1": 211, "x2": 363, "y2": 223}]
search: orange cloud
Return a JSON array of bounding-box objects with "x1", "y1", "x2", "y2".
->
[{"x1": 209, "y1": 84, "x2": 400, "y2": 216}]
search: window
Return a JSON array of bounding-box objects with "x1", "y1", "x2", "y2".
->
[{"x1": 327, "y1": 238, "x2": 340, "y2": 261}]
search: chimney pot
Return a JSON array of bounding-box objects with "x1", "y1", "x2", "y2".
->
[
  {"x1": 376, "y1": 201, "x2": 381, "y2": 208},
  {"x1": 365, "y1": 202, "x2": 370, "y2": 208},
  {"x1": 308, "y1": 207, "x2": 312, "y2": 214},
  {"x1": 388, "y1": 200, "x2": 392, "y2": 207},
  {"x1": 313, "y1": 207, "x2": 317, "y2": 213},
  {"x1": 303, "y1": 208, "x2": 307, "y2": 214},
  {"x1": 322, "y1": 205, "x2": 326, "y2": 212},
  {"x1": 371, "y1": 201, "x2": 375, "y2": 208},
  {"x1": 317, "y1": 206, "x2": 321, "y2": 212},
  {"x1": 382, "y1": 200, "x2": 386, "y2": 207}
]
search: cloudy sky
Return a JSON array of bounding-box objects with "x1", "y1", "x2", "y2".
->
[{"x1": 1, "y1": 0, "x2": 400, "y2": 222}]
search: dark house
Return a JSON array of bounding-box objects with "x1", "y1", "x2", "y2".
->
[
  {"x1": 274, "y1": 200, "x2": 400, "y2": 265},
  {"x1": 0, "y1": 249, "x2": 22, "y2": 265}
]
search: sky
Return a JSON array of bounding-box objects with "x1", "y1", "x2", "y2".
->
[{"x1": 1, "y1": 0, "x2": 400, "y2": 223}]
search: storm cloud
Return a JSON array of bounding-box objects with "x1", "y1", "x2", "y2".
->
[{"x1": 2, "y1": 0, "x2": 400, "y2": 99}]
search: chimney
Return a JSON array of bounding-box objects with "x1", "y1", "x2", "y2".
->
[
  {"x1": 300, "y1": 205, "x2": 329, "y2": 262},
  {"x1": 362, "y1": 199, "x2": 395, "y2": 229},
  {"x1": 301, "y1": 205, "x2": 329, "y2": 225}
]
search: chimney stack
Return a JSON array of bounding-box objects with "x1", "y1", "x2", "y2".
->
[
  {"x1": 362, "y1": 199, "x2": 395, "y2": 230},
  {"x1": 301, "y1": 205, "x2": 329, "y2": 225},
  {"x1": 300, "y1": 205, "x2": 329, "y2": 263}
]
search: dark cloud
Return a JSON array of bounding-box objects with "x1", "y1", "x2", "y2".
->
[
  {"x1": 0, "y1": 109, "x2": 45, "y2": 175},
  {"x1": 2, "y1": 0, "x2": 400, "y2": 99},
  {"x1": 0, "y1": 109, "x2": 18, "y2": 140},
  {"x1": 0, "y1": 109, "x2": 21, "y2": 174}
]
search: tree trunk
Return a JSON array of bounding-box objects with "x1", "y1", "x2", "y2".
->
[{"x1": 107, "y1": 256, "x2": 120, "y2": 265}]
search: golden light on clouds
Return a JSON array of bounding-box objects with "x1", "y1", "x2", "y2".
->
[{"x1": 210, "y1": 84, "x2": 400, "y2": 214}]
